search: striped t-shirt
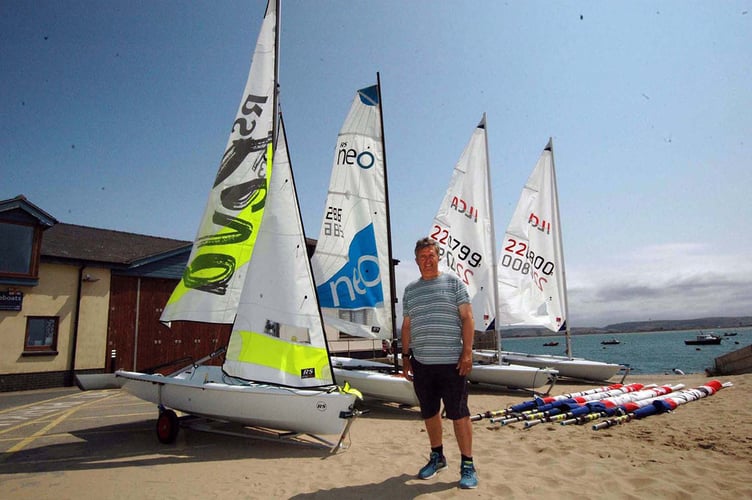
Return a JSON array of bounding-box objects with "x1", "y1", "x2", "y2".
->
[{"x1": 402, "y1": 273, "x2": 470, "y2": 365}]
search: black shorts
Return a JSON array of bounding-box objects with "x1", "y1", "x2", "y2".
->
[{"x1": 411, "y1": 357, "x2": 470, "y2": 420}]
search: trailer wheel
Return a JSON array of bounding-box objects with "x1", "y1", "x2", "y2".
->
[{"x1": 156, "y1": 409, "x2": 179, "y2": 444}]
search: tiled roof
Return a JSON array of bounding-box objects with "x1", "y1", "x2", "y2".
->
[
  {"x1": 42, "y1": 223, "x2": 191, "y2": 266},
  {"x1": 0, "y1": 195, "x2": 57, "y2": 226}
]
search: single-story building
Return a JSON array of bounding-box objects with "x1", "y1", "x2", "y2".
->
[{"x1": 0, "y1": 195, "x2": 385, "y2": 392}]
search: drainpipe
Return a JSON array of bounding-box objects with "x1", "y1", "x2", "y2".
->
[
  {"x1": 70, "y1": 266, "x2": 85, "y2": 386},
  {"x1": 133, "y1": 277, "x2": 141, "y2": 370}
]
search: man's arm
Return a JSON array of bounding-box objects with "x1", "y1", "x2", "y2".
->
[
  {"x1": 401, "y1": 315, "x2": 413, "y2": 380},
  {"x1": 457, "y1": 303, "x2": 475, "y2": 376}
]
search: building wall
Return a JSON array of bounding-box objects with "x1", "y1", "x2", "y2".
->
[
  {"x1": 0, "y1": 262, "x2": 110, "y2": 390},
  {"x1": 76, "y1": 267, "x2": 110, "y2": 370},
  {"x1": 1, "y1": 263, "x2": 74, "y2": 373}
]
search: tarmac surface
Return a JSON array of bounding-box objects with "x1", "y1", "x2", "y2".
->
[
  {"x1": 0, "y1": 384, "x2": 347, "y2": 480},
  {"x1": 0, "y1": 387, "x2": 161, "y2": 474}
]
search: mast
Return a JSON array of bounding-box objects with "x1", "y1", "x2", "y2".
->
[
  {"x1": 547, "y1": 138, "x2": 572, "y2": 357},
  {"x1": 271, "y1": 0, "x2": 280, "y2": 150},
  {"x1": 375, "y1": 73, "x2": 400, "y2": 371},
  {"x1": 479, "y1": 114, "x2": 504, "y2": 361}
]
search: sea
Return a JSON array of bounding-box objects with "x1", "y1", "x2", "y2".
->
[{"x1": 500, "y1": 326, "x2": 751, "y2": 375}]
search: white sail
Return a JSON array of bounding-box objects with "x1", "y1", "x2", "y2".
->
[
  {"x1": 160, "y1": 0, "x2": 276, "y2": 324},
  {"x1": 430, "y1": 115, "x2": 497, "y2": 331},
  {"x1": 224, "y1": 117, "x2": 335, "y2": 387},
  {"x1": 496, "y1": 139, "x2": 567, "y2": 332},
  {"x1": 114, "y1": 1, "x2": 360, "y2": 444},
  {"x1": 311, "y1": 84, "x2": 394, "y2": 340}
]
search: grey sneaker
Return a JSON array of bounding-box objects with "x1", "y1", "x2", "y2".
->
[
  {"x1": 459, "y1": 460, "x2": 478, "y2": 489},
  {"x1": 418, "y1": 451, "x2": 447, "y2": 479}
]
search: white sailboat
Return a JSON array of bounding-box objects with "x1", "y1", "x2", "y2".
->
[
  {"x1": 494, "y1": 139, "x2": 622, "y2": 381},
  {"x1": 430, "y1": 116, "x2": 558, "y2": 391},
  {"x1": 115, "y1": 0, "x2": 360, "y2": 448},
  {"x1": 311, "y1": 77, "x2": 419, "y2": 406}
]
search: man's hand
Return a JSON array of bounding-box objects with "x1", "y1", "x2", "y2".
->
[
  {"x1": 456, "y1": 351, "x2": 473, "y2": 377},
  {"x1": 402, "y1": 356, "x2": 413, "y2": 381}
]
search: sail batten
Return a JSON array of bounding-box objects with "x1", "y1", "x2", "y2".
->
[{"x1": 311, "y1": 81, "x2": 394, "y2": 340}]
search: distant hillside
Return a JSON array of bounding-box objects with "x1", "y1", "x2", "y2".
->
[
  {"x1": 603, "y1": 317, "x2": 752, "y2": 333},
  {"x1": 494, "y1": 317, "x2": 752, "y2": 338}
]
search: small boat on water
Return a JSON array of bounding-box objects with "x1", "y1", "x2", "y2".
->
[
  {"x1": 543, "y1": 341, "x2": 559, "y2": 347},
  {"x1": 723, "y1": 332, "x2": 738, "y2": 337},
  {"x1": 684, "y1": 333, "x2": 722, "y2": 346},
  {"x1": 601, "y1": 338, "x2": 621, "y2": 345}
]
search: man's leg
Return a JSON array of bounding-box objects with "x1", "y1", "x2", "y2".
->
[
  {"x1": 453, "y1": 416, "x2": 472, "y2": 456},
  {"x1": 425, "y1": 412, "x2": 443, "y2": 447}
]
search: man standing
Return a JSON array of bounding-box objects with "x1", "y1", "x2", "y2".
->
[{"x1": 401, "y1": 237, "x2": 477, "y2": 489}]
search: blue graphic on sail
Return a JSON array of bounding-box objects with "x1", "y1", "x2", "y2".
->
[{"x1": 317, "y1": 224, "x2": 383, "y2": 309}]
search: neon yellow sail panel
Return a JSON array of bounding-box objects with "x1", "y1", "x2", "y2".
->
[
  {"x1": 431, "y1": 116, "x2": 497, "y2": 331},
  {"x1": 224, "y1": 121, "x2": 335, "y2": 387},
  {"x1": 161, "y1": 2, "x2": 276, "y2": 324},
  {"x1": 497, "y1": 139, "x2": 568, "y2": 332},
  {"x1": 310, "y1": 84, "x2": 394, "y2": 340}
]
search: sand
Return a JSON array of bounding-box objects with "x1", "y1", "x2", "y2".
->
[{"x1": 1, "y1": 372, "x2": 750, "y2": 499}]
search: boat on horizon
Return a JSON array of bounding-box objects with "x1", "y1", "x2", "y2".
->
[
  {"x1": 684, "y1": 333, "x2": 722, "y2": 346},
  {"x1": 601, "y1": 338, "x2": 621, "y2": 345}
]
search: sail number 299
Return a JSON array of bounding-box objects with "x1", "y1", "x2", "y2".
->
[{"x1": 430, "y1": 225, "x2": 482, "y2": 285}]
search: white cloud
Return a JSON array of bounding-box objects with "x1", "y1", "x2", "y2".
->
[
  {"x1": 393, "y1": 243, "x2": 752, "y2": 329},
  {"x1": 567, "y1": 243, "x2": 752, "y2": 326}
]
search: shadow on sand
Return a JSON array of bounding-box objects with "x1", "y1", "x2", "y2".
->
[
  {"x1": 288, "y1": 473, "x2": 460, "y2": 500},
  {"x1": 0, "y1": 417, "x2": 345, "y2": 475}
]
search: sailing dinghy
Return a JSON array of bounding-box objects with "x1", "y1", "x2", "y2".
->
[
  {"x1": 115, "y1": 1, "x2": 359, "y2": 449},
  {"x1": 430, "y1": 116, "x2": 558, "y2": 391},
  {"x1": 311, "y1": 78, "x2": 418, "y2": 406},
  {"x1": 494, "y1": 139, "x2": 622, "y2": 382}
]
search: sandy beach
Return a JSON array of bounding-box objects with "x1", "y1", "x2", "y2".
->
[{"x1": 2, "y1": 372, "x2": 750, "y2": 499}]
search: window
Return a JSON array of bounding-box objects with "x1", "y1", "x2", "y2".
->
[
  {"x1": 0, "y1": 222, "x2": 39, "y2": 279},
  {"x1": 337, "y1": 309, "x2": 374, "y2": 339},
  {"x1": 24, "y1": 316, "x2": 58, "y2": 354},
  {"x1": 340, "y1": 309, "x2": 368, "y2": 324}
]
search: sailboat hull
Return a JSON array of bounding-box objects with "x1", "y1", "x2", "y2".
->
[
  {"x1": 392, "y1": 353, "x2": 557, "y2": 390},
  {"x1": 116, "y1": 366, "x2": 357, "y2": 437},
  {"x1": 496, "y1": 351, "x2": 622, "y2": 381},
  {"x1": 467, "y1": 362, "x2": 558, "y2": 389},
  {"x1": 331, "y1": 357, "x2": 419, "y2": 406},
  {"x1": 75, "y1": 373, "x2": 124, "y2": 391}
]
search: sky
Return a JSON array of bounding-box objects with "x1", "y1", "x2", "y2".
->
[{"x1": 2, "y1": 1, "x2": 751, "y2": 327}]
